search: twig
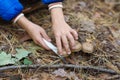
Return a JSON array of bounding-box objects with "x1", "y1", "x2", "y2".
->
[{"x1": 0, "y1": 64, "x2": 119, "y2": 74}]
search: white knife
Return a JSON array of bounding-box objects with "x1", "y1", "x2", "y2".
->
[
  {"x1": 42, "y1": 38, "x2": 67, "y2": 63},
  {"x1": 43, "y1": 38, "x2": 58, "y2": 54}
]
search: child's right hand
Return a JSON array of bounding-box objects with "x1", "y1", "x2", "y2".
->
[{"x1": 17, "y1": 16, "x2": 51, "y2": 50}]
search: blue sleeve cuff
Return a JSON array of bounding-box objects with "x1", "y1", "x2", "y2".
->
[
  {"x1": 0, "y1": 0, "x2": 23, "y2": 21},
  {"x1": 42, "y1": 0, "x2": 63, "y2": 4}
]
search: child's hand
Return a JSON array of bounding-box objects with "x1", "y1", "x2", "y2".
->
[
  {"x1": 26, "y1": 23, "x2": 51, "y2": 50},
  {"x1": 17, "y1": 16, "x2": 51, "y2": 50},
  {"x1": 52, "y1": 22, "x2": 78, "y2": 55},
  {"x1": 50, "y1": 6, "x2": 78, "y2": 55}
]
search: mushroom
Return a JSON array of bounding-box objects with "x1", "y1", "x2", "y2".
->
[
  {"x1": 82, "y1": 42, "x2": 94, "y2": 53},
  {"x1": 61, "y1": 41, "x2": 82, "y2": 57},
  {"x1": 72, "y1": 41, "x2": 82, "y2": 52}
]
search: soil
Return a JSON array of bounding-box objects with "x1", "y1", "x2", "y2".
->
[{"x1": 0, "y1": 0, "x2": 120, "y2": 80}]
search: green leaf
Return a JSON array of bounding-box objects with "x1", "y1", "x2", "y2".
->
[
  {"x1": 0, "y1": 49, "x2": 32, "y2": 66},
  {"x1": 23, "y1": 58, "x2": 32, "y2": 65},
  {"x1": 0, "y1": 52, "x2": 15, "y2": 66},
  {"x1": 15, "y1": 49, "x2": 31, "y2": 60}
]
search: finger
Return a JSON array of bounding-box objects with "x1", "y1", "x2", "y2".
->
[
  {"x1": 35, "y1": 35, "x2": 50, "y2": 50},
  {"x1": 67, "y1": 33, "x2": 75, "y2": 49},
  {"x1": 70, "y1": 29, "x2": 78, "y2": 40},
  {"x1": 55, "y1": 35, "x2": 62, "y2": 55},
  {"x1": 41, "y1": 30, "x2": 51, "y2": 42},
  {"x1": 62, "y1": 35, "x2": 71, "y2": 54}
]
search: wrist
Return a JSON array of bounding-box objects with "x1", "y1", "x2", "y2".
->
[
  {"x1": 48, "y1": 2, "x2": 63, "y2": 11},
  {"x1": 49, "y1": 2, "x2": 65, "y2": 25},
  {"x1": 50, "y1": 8, "x2": 66, "y2": 24},
  {"x1": 17, "y1": 16, "x2": 32, "y2": 29},
  {"x1": 52, "y1": 19, "x2": 66, "y2": 26},
  {"x1": 13, "y1": 13, "x2": 24, "y2": 24}
]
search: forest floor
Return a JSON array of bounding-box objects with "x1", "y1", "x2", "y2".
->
[{"x1": 0, "y1": 0, "x2": 120, "y2": 80}]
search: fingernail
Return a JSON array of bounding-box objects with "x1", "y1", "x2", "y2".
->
[{"x1": 68, "y1": 52, "x2": 71, "y2": 54}]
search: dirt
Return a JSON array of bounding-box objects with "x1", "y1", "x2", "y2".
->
[{"x1": 0, "y1": 0, "x2": 120, "y2": 80}]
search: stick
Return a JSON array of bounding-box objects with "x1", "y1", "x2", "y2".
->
[{"x1": 0, "y1": 64, "x2": 119, "y2": 74}]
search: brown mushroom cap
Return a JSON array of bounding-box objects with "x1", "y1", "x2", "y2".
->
[
  {"x1": 72, "y1": 41, "x2": 82, "y2": 52},
  {"x1": 82, "y1": 42, "x2": 94, "y2": 53},
  {"x1": 61, "y1": 41, "x2": 82, "y2": 57}
]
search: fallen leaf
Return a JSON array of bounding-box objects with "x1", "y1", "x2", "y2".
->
[
  {"x1": 52, "y1": 68, "x2": 67, "y2": 77},
  {"x1": 0, "y1": 52, "x2": 15, "y2": 65},
  {"x1": 68, "y1": 72, "x2": 81, "y2": 80},
  {"x1": 0, "y1": 49, "x2": 31, "y2": 66},
  {"x1": 23, "y1": 58, "x2": 32, "y2": 65},
  {"x1": 15, "y1": 49, "x2": 31, "y2": 60},
  {"x1": 41, "y1": 72, "x2": 53, "y2": 80}
]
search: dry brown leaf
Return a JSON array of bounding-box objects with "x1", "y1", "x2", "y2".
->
[
  {"x1": 68, "y1": 72, "x2": 81, "y2": 80},
  {"x1": 52, "y1": 68, "x2": 67, "y2": 77},
  {"x1": 41, "y1": 73, "x2": 53, "y2": 80}
]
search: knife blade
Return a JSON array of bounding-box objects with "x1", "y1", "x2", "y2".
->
[{"x1": 42, "y1": 38, "x2": 67, "y2": 63}]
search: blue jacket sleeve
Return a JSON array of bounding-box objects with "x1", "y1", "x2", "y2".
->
[
  {"x1": 42, "y1": 0, "x2": 63, "y2": 4},
  {"x1": 0, "y1": 0, "x2": 23, "y2": 21}
]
